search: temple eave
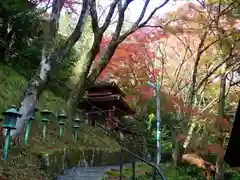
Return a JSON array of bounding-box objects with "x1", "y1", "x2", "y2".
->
[{"x1": 81, "y1": 96, "x2": 135, "y2": 115}]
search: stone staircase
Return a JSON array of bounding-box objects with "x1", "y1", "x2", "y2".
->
[
  {"x1": 57, "y1": 167, "x2": 107, "y2": 180},
  {"x1": 56, "y1": 164, "x2": 132, "y2": 180}
]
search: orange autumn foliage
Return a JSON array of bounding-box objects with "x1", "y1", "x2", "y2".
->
[
  {"x1": 182, "y1": 153, "x2": 216, "y2": 172},
  {"x1": 97, "y1": 28, "x2": 166, "y2": 106},
  {"x1": 96, "y1": 25, "x2": 233, "y2": 158},
  {"x1": 97, "y1": 26, "x2": 233, "y2": 130}
]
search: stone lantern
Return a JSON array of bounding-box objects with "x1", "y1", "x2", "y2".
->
[
  {"x1": 57, "y1": 110, "x2": 67, "y2": 137},
  {"x1": 72, "y1": 116, "x2": 82, "y2": 142},
  {"x1": 40, "y1": 107, "x2": 52, "y2": 139},
  {"x1": 24, "y1": 107, "x2": 38, "y2": 145},
  {"x1": 2, "y1": 105, "x2": 21, "y2": 160}
]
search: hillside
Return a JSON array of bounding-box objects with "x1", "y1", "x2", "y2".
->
[{"x1": 0, "y1": 65, "x2": 120, "y2": 179}]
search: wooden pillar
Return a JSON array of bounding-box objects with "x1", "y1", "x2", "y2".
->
[
  {"x1": 204, "y1": 171, "x2": 211, "y2": 180},
  {"x1": 85, "y1": 113, "x2": 89, "y2": 124},
  {"x1": 90, "y1": 106, "x2": 96, "y2": 127},
  {"x1": 106, "y1": 110, "x2": 113, "y2": 129},
  {"x1": 113, "y1": 106, "x2": 117, "y2": 128},
  {"x1": 114, "y1": 116, "x2": 118, "y2": 129},
  {"x1": 91, "y1": 112, "x2": 96, "y2": 127}
]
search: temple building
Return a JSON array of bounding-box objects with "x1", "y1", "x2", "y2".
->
[{"x1": 78, "y1": 81, "x2": 135, "y2": 132}]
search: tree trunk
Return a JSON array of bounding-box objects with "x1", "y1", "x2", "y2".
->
[
  {"x1": 172, "y1": 140, "x2": 181, "y2": 168},
  {"x1": 177, "y1": 38, "x2": 207, "y2": 167},
  {"x1": 172, "y1": 130, "x2": 181, "y2": 168},
  {"x1": 0, "y1": 19, "x2": 8, "y2": 62},
  {"x1": 183, "y1": 97, "x2": 218, "y2": 150},
  {"x1": 68, "y1": 0, "x2": 168, "y2": 110},
  {"x1": 67, "y1": 57, "x2": 92, "y2": 113},
  {"x1": 183, "y1": 122, "x2": 196, "y2": 149},
  {"x1": 0, "y1": 43, "x2": 6, "y2": 62},
  {"x1": 2, "y1": 0, "x2": 90, "y2": 142},
  {"x1": 215, "y1": 65, "x2": 226, "y2": 180},
  {"x1": 2, "y1": 51, "x2": 51, "y2": 141},
  {"x1": 67, "y1": 41, "x2": 118, "y2": 110}
]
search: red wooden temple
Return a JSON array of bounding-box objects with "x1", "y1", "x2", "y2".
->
[{"x1": 78, "y1": 81, "x2": 135, "y2": 130}]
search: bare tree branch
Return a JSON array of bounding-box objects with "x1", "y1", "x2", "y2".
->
[
  {"x1": 68, "y1": 0, "x2": 171, "y2": 110},
  {"x1": 100, "y1": 0, "x2": 119, "y2": 33},
  {"x1": 86, "y1": 0, "x2": 137, "y2": 82},
  {"x1": 113, "y1": 0, "x2": 134, "y2": 40},
  {"x1": 170, "y1": 48, "x2": 189, "y2": 91},
  {"x1": 48, "y1": 0, "x2": 65, "y2": 42},
  {"x1": 90, "y1": 0, "x2": 100, "y2": 34},
  {"x1": 118, "y1": 0, "x2": 170, "y2": 42},
  {"x1": 200, "y1": 33, "x2": 233, "y2": 54},
  {"x1": 230, "y1": 79, "x2": 240, "y2": 87},
  {"x1": 196, "y1": 44, "x2": 237, "y2": 90},
  {"x1": 53, "y1": 0, "x2": 90, "y2": 61},
  {"x1": 196, "y1": 0, "x2": 205, "y2": 8}
]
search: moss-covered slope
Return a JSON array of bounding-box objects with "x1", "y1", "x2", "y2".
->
[{"x1": 0, "y1": 66, "x2": 120, "y2": 179}]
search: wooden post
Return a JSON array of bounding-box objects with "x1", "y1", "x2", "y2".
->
[
  {"x1": 204, "y1": 170, "x2": 211, "y2": 180},
  {"x1": 85, "y1": 113, "x2": 89, "y2": 125},
  {"x1": 106, "y1": 110, "x2": 112, "y2": 129},
  {"x1": 90, "y1": 107, "x2": 95, "y2": 127},
  {"x1": 92, "y1": 113, "x2": 96, "y2": 127},
  {"x1": 113, "y1": 106, "x2": 118, "y2": 128}
]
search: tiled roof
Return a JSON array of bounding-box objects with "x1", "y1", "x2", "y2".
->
[
  {"x1": 83, "y1": 94, "x2": 135, "y2": 115},
  {"x1": 89, "y1": 81, "x2": 126, "y2": 97},
  {"x1": 84, "y1": 94, "x2": 121, "y2": 101}
]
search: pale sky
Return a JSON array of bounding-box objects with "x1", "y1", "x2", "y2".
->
[
  {"x1": 41, "y1": 0, "x2": 197, "y2": 31},
  {"x1": 126, "y1": 0, "x2": 191, "y2": 22},
  {"x1": 96, "y1": 0, "x2": 195, "y2": 24}
]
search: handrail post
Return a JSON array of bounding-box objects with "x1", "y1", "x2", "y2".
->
[
  {"x1": 121, "y1": 147, "x2": 166, "y2": 180},
  {"x1": 132, "y1": 157, "x2": 136, "y2": 180},
  {"x1": 152, "y1": 168, "x2": 156, "y2": 180},
  {"x1": 120, "y1": 148, "x2": 124, "y2": 180}
]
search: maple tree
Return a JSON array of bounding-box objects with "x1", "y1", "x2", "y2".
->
[
  {"x1": 96, "y1": 28, "x2": 193, "y2": 117},
  {"x1": 3, "y1": 0, "x2": 171, "y2": 143},
  {"x1": 97, "y1": 28, "x2": 165, "y2": 111},
  {"x1": 95, "y1": 1, "x2": 240, "y2": 178},
  {"x1": 152, "y1": 2, "x2": 240, "y2": 178},
  {"x1": 1, "y1": 1, "x2": 239, "y2": 178}
]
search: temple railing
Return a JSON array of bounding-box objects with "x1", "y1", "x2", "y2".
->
[
  {"x1": 94, "y1": 118, "x2": 166, "y2": 179},
  {"x1": 120, "y1": 147, "x2": 166, "y2": 180}
]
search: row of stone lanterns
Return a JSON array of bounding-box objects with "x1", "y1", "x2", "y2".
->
[{"x1": 1, "y1": 105, "x2": 84, "y2": 160}]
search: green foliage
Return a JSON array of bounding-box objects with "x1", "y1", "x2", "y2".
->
[
  {"x1": 6, "y1": 32, "x2": 79, "y2": 99},
  {"x1": 206, "y1": 0, "x2": 238, "y2": 4},
  {"x1": 0, "y1": 0, "x2": 41, "y2": 58},
  {"x1": 105, "y1": 170, "x2": 120, "y2": 176},
  {"x1": 45, "y1": 35, "x2": 78, "y2": 98},
  {"x1": 0, "y1": 0, "x2": 79, "y2": 99},
  {"x1": 0, "y1": 65, "x2": 121, "y2": 179},
  {"x1": 0, "y1": 65, "x2": 68, "y2": 120},
  {"x1": 143, "y1": 99, "x2": 179, "y2": 146},
  {"x1": 104, "y1": 163, "x2": 207, "y2": 180},
  {"x1": 0, "y1": 66, "x2": 27, "y2": 117}
]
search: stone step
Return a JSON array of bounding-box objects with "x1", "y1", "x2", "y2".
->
[
  {"x1": 57, "y1": 164, "x2": 133, "y2": 180},
  {"x1": 57, "y1": 167, "x2": 106, "y2": 180}
]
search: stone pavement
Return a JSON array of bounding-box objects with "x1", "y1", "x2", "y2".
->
[{"x1": 56, "y1": 164, "x2": 132, "y2": 180}]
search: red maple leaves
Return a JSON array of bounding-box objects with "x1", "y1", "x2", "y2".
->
[
  {"x1": 97, "y1": 28, "x2": 167, "y2": 105},
  {"x1": 96, "y1": 26, "x2": 233, "y2": 159}
]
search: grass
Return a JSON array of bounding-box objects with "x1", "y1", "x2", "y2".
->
[
  {"x1": 103, "y1": 163, "x2": 207, "y2": 180},
  {"x1": 104, "y1": 163, "x2": 240, "y2": 180},
  {"x1": 0, "y1": 65, "x2": 121, "y2": 179}
]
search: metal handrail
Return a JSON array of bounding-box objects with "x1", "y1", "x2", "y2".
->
[{"x1": 120, "y1": 147, "x2": 166, "y2": 180}]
